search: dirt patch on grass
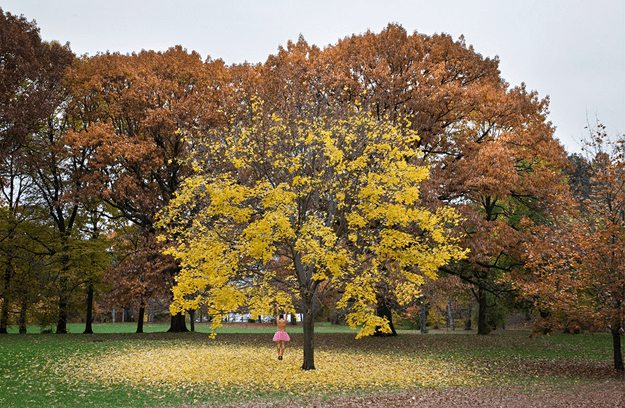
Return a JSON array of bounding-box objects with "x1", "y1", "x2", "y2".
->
[{"x1": 227, "y1": 381, "x2": 624, "y2": 408}]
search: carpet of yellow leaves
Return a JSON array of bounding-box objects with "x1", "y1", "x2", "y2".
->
[{"x1": 62, "y1": 341, "x2": 491, "y2": 394}]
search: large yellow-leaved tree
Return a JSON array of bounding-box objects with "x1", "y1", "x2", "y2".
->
[{"x1": 158, "y1": 101, "x2": 467, "y2": 370}]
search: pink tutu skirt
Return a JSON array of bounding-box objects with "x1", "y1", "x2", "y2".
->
[{"x1": 273, "y1": 331, "x2": 290, "y2": 342}]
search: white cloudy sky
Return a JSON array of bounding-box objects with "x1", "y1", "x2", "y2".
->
[{"x1": 3, "y1": 0, "x2": 624, "y2": 154}]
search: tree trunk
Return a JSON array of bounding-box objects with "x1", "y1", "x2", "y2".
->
[
  {"x1": 420, "y1": 299, "x2": 427, "y2": 334},
  {"x1": 302, "y1": 309, "x2": 315, "y2": 370},
  {"x1": 84, "y1": 283, "x2": 94, "y2": 334},
  {"x1": 123, "y1": 307, "x2": 134, "y2": 322},
  {"x1": 18, "y1": 297, "x2": 27, "y2": 334},
  {"x1": 167, "y1": 312, "x2": 189, "y2": 332},
  {"x1": 189, "y1": 309, "x2": 195, "y2": 332},
  {"x1": 477, "y1": 287, "x2": 491, "y2": 335},
  {"x1": 464, "y1": 302, "x2": 472, "y2": 330},
  {"x1": 56, "y1": 275, "x2": 69, "y2": 334},
  {"x1": 290, "y1": 313, "x2": 298, "y2": 325},
  {"x1": 447, "y1": 299, "x2": 455, "y2": 331},
  {"x1": 374, "y1": 296, "x2": 397, "y2": 336},
  {"x1": 612, "y1": 325, "x2": 624, "y2": 371},
  {"x1": 0, "y1": 295, "x2": 9, "y2": 334},
  {"x1": 0, "y1": 264, "x2": 11, "y2": 334},
  {"x1": 136, "y1": 306, "x2": 145, "y2": 333},
  {"x1": 57, "y1": 241, "x2": 72, "y2": 334}
]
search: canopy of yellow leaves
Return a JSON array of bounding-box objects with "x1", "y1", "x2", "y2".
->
[{"x1": 159, "y1": 100, "x2": 468, "y2": 338}]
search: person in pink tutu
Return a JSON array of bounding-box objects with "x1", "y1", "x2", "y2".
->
[{"x1": 273, "y1": 306, "x2": 290, "y2": 360}]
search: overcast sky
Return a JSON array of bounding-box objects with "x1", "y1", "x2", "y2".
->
[{"x1": 3, "y1": 0, "x2": 624, "y2": 154}]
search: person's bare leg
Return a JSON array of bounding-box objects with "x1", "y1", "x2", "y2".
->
[{"x1": 276, "y1": 342, "x2": 280, "y2": 359}]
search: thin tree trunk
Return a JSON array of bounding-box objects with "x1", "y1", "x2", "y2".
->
[
  {"x1": 464, "y1": 301, "x2": 472, "y2": 330},
  {"x1": 290, "y1": 313, "x2": 298, "y2": 325},
  {"x1": 0, "y1": 264, "x2": 11, "y2": 334},
  {"x1": 18, "y1": 297, "x2": 27, "y2": 334},
  {"x1": 477, "y1": 287, "x2": 490, "y2": 335},
  {"x1": 189, "y1": 309, "x2": 195, "y2": 332},
  {"x1": 0, "y1": 295, "x2": 9, "y2": 334},
  {"x1": 302, "y1": 309, "x2": 315, "y2": 370},
  {"x1": 126, "y1": 307, "x2": 134, "y2": 322},
  {"x1": 136, "y1": 306, "x2": 145, "y2": 333},
  {"x1": 84, "y1": 282, "x2": 94, "y2": 334},
  {"x1": 447, "y1": 299, "x2": 455, "y2": 331},
  {"x1": 420, "y1": 299, "x2": 427, "y2": 334},
  {"x1": 56, "y1": 275, "x2": 69, "y2": 334},
  {"x1": 612, "y1": 325, "x2": 624, "y2": 371},
  {"x1": 57, "y1": 239, "x2": 72, "y2": 334}
]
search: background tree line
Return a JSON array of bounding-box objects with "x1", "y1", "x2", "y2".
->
[{"x1": 0, "y1": 9, "x2": 622, "y2": 370}]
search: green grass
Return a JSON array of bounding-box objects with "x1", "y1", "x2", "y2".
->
[
  {"x1": 6, "y1": 321, "x2": 356, "y2": 335},
  {"x1": 0, "y1": 325, "x2": 620, "y2": 407}
]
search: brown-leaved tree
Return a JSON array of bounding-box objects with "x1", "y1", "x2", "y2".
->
[
  {"x1": 519, "y1": 124, "x2": 624, "y2": 370},
  {"x1": 64, "y1": 47, "x2": 228, "y2": 331}
]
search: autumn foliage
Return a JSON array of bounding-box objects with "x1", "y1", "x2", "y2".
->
[
  {"x1": 0, "y1": 9, "x2": 622, "y2": 372},
  {"x1": 159, "y1": 101, "x2": 467, "y2": 369},
  {"x1": 517, "y1": 124, "x2": 625, "y2": 370}
]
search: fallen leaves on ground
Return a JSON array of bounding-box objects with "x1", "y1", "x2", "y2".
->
[
  {"x1": 224, "y1": 382, "x2": 625, "y2": 408},
  {"x1": 61, "y1": 340, "x2": 492, "y2": 394}
]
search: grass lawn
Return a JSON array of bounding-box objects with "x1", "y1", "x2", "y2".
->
[
  {"x1": 0, "y1": 324, "x2": 622, "y2": 407},
  {"x1": 5, "y1": 321, "x2": 356, "y2": 335}
]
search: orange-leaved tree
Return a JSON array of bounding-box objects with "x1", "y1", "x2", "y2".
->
[
  {"x1": 64, "y1": 47, "x2": 228, "y2": 331},
  {"x1": 236, "y1": 26, "x2": 570, "y2": 335},
  {"x1": 325, "y1": 24, "x2": 570, "y2": 334},
  {"x1": 518, "y1": 124, "x2": 624, "y2": 370}
]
